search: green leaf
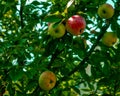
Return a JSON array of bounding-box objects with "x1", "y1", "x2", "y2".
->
[
  {"x1": 25, "y1": 80, "x2": 38, "y2": 92},
  {"x1": 43, "y1": 39, "x2": 58, "y2": 56},
  {"x1": 72, "y1": 87, "x2": 80, "y2": 94},
  {"x1": 81, "y1": 88, "x2": 91, "y2": 92},
  {"x1": 7, "y1": 83, "x2": 15, "y2": 95},
  {"x1": 61, "y1": 68, "x2": 70, "y2": 76},
  {"x1": 101, "y1": 61, "x2": 110, "y2": 76},
  {"x1": 25, "y1": 68, "x2": 37, "y2": 79},
  {"x1": 57, "y1": 41, "x2": 65, "y2": 50},
  {"x1": 16, "y1": 91, "x2": 24, "y2": 96},
  {"x1": 31, "y1": 1, "x2": 40, "y2": 6},
  {"x1": 9, "y1": 67, "x2": 24, "y2": 81},
  {"x1": 44, "y1": 15, "x2": 62, "y2": 22}
]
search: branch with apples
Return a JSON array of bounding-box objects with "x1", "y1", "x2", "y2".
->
[{"x1": 38, "y1": 1, "x2": 117, "y2": 93}]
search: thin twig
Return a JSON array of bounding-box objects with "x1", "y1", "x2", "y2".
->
[{"x1": 20, "y1": 0, "x2": 24, "y2": 29}]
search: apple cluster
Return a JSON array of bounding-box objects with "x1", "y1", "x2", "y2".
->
[
  {"x1": 39, "y1": 3, "x2": 116, "y2": 91},
  {"x1": 48, "y1": 15, "x2": 86, "y2": 38},
  {"x1": 97, "y1": 3, "x2": 117, "y2": 47},
  {"x1": 48, "y1": 3, "x2": 115, "y2": 39},
  {"x1": 40, "y1": 15, "x2": 86, "y2": 91}
]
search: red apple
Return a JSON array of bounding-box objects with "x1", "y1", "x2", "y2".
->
[
  {"x1": 66, "y1": 15, "x2": 86, "y2": 35},
  {"x1": 39, "y1": 71, "x2": 56, "y2": 91}
]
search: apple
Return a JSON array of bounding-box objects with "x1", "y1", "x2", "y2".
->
[
  {"x1": 98, "y1": 3, "x2": 114, "y2": 19},
  {"x1": 48, "y1": 23, "x2": 66, "y2": 38},
  {"x1": 39, "y1": 71, "x2": 56, "y2": 91},
  {"x1": 66, "y1": 15, "x2": 86, "y2": 35},
  {"x1": 61, "y1": 89, "x2": 79, "y2": 96},
  {"x1": 73, "y1": 37, "x2": 87, "y2": 49},
  {"x1": 101, "y1": 32, "x2": 117, "y2": 47}
]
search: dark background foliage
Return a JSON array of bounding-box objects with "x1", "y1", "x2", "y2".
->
[{"x1": 0, "y1": 0, "x2": 120, "y2": 96}]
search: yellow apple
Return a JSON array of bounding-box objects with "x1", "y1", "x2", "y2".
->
[
  {"x1": 98, "y1": 3, "x2": 114, "y2": 19},
  {"x1": 101, "y1": 32, "x2": 117, "y2": 47},
  {"x1": 39, "y1": 71, "x2": 56, "y2": 91},
  {"x1": 48, "y1": 23, "x2": 66, "y2": 38}
]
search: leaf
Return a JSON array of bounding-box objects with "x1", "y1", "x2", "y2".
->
[
  {"x1": 61, "y1": 68, "x2": 70, "y2": 76},
  {"x1": 43, "y1": 39, "x2": 58, "y2": 56},
  {"x1": 16, "y1": 91, "x2": 24, "y2": 96},
  {"x1": 44, "y1": 15, "x2": 62, "y2": 22},
  {"x1": 52, "y1": 21, "x2": 61, "y2": 28},
  {"x1": 31, "y1": 1, "x2": 40, "y2": 6},
  {"x1": 66, "y1": 0, "x2": 74, "y2": 8},
  {"x1": 57, "y1": 41, "x2": 65, "y2": 50},
  {"x1": 72, "y1": 87, "x2": 80, "y2": 94},
  {"x1": 81, "y1": 88, "x2": 91, "y2": 92},
  {"x1": 25, "y1": 80, "x2": 38, "y2": 92},
  {"x1": 9, "y1": 67, "x2": 24, "y2": 81},
  {"x1": 80, "y1": 67, "x2": 90, "y2": 81},
  {"x1": 7, "y1": 83, "x2": 15, "y2": 95},
  {"x1": 25, "y1": 68, "x2": 37, "y2": 79},
  {"x1": 14, "y1": 82, "x2": 23, "y2": 92},
  {"x1": 101, "y1": 61, "x2": 110, "y2": 76},
  {"x1": 86, "y1": 19, "x2": 94, "y2": 24}
]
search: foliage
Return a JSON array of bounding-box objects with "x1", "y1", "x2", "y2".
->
[{"x1": 0, "y1": 0, "x2": 120, "y2": 96}]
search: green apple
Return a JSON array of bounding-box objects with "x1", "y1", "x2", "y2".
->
[
  {"x1": 48, "y1": 23, "x2": 66, "y2": 38},
  {"x1": 101, "y1": 32, "x2": 117, "y2": 47},
  {"x1": 98, "y1": 3, "x2": 114, "y2": 19},
  {"x1": 39, "y1": 71, "x2": 56, "y2": 91}
]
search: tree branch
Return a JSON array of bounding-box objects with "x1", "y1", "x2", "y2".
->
[
  {"x1": 113, "y1": 80, "x2": 120, "y2": 96},
  {"x1": 47, "y1": 49, "x2": 64, "y2": 69},
  {"x1": 20, "y1": 0, "x2": 24, "y2": 29},
  {"x1": 31, "y1": 85, "x2": 40, "y2": 96},
  {"x1": 59, "y1": 20, "x2": 110, "y2": 82}
]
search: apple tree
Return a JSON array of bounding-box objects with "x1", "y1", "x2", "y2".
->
[{"x1": 0, "y1": 0, "x2": 120, "y2": 96}]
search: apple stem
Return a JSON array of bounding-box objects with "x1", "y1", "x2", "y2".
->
[
  {"x1": 80, "y1": 29, "x2": 84, "y2": 34},
  {"x1": 50, "y1": 80, "x2": 54, "y2": 84}
]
